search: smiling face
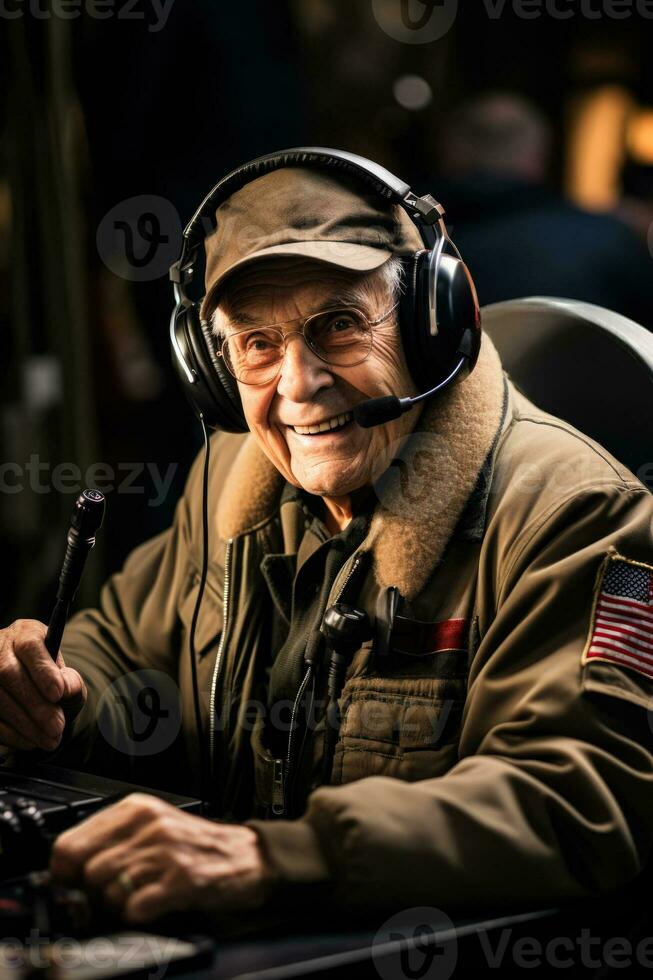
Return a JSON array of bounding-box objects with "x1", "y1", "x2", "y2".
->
[{"x1": 211, "y1": 258, "x2": 422, "y2": 500}]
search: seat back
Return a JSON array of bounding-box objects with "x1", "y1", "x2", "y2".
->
[{"x1": 482, "y1": 297, "x2": 653, "y2": 491}]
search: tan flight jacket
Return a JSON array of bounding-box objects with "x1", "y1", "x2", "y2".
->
[{"x1": 60, "y1": 334, "x2": 653, "y2": 916}]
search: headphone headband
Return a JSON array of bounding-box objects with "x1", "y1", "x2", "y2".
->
[{"x1": 182, "y1": 146, "x2": 445, "y2": 251}]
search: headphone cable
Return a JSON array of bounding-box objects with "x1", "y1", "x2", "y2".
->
[{"x1": 188, "y1": 414, "x2": 211, "y2": 812}]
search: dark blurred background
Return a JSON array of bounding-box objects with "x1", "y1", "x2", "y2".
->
[{"x1": 2, "y1": 0, "x2": 653, "y2": 622}]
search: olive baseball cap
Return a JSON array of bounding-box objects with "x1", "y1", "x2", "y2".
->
[{"x1": 200, "y1": 166, "x2": 424, "y2": 320}]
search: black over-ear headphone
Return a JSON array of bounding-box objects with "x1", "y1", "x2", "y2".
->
[{"x1": 169, "y1": 147, "x2": 481, "y2": 434}]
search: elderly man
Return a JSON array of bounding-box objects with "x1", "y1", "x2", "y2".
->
[{"x1": 2, "y1": 151, "x2": 653, "y2": 926}]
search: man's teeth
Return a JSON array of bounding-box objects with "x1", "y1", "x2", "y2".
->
[{"x1": 293, "y1": 411, "x2": 353, "y2": 435}]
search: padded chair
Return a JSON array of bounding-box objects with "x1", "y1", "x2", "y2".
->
[{"x1": 482, "y1": 297, "x2": 653, "y2": 491}]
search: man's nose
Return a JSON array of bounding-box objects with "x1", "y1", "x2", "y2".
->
[{"x1": 275, "y1": 333, "x2": 334, "y2": 402}]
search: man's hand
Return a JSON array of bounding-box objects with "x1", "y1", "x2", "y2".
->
[
  {"x1": 0, "y1": 620, "x2": 87, "y2": 751},
  {"x1": 50, "y1": 794, "x2": 276, "y2": 923}
]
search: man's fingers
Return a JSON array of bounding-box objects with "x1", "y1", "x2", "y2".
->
[
  {"x1": 0, "y1": 657, "x2": 51, "y2": 714},
  {"x1": 0, "y1": 653, "x2": 66, "y2": 739},
  {"x1": 125, "y1": 879, "x2": 181, "y2": 924},
  {"x1": 60, "y1": 666, "x2": 86, "y2": 704},
  {"x1": 50, "y1": 823, "x2": 120, "y2": 883},
  {"x1": 49, "y1": 842, "x2": 82, "y2": 882},
  {"x1": 51, "y1": 795, "x2": 166, "y2": 881},
  {"x1": 11, "y1": 622, "x2": 64, "y2": 702},
  {"x1": 84, "y1": 841, "x2": 132, "y2": 887},
  {"x1": 85, "y1": 844, "x2": 167, "y2": 894},
  {"x1": 0, "y1": 687, "x2": 63, "y2": 750},
  {"x1": 0, "y1": 719, "x2": 40, "y2": 752},
  {"x1": 0, "y1": 622, "x2": 87, "y2": 752},
  {"x1": 102, "y1": 862, "x2": 160, "y2": 908},
  {"x1": 59, "y1": 667, "x2": 87, "y2": 728}
]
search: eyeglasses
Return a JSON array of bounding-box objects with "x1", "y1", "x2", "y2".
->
[{"x1": 217, "y1": 302, "x2": 399, "y2": 386}]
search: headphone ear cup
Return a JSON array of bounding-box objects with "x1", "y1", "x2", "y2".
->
[
  {"x1": 197, "y1": 314, "x2": 247, "y2": 424},
  {"x1": 433, "y1": 253, "x2": 482, "y2": 375},
  {"x1": 398, "y1": 251, "x2": 431, "y2": 392},
  {"x1": 172, "y1": 303, "x2": 249, "y2": 433},
  {"x1": 399, "y1": 249, "x2": 481, "y2": 393}
]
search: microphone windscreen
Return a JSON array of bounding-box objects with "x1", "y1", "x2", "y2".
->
[{"x1": 353, "y1": 396, "x2": 402, "y2": 428}]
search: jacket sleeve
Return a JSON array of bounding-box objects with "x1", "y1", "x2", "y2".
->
[
  {"x1": 51, "y1": 459, "x2": 200, "y2": 780},
  {"x1": 49, "y1": 430, "x2": 245, "y2": 787},
  {"x1": 250, "y1": 484, "x2": 653, "y2": 913}
]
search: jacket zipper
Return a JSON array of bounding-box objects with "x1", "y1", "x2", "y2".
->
[
  {"x1": 209, "y1": 538, "x2": 233, "y2": 785},
  {"x1": 333, "y1": 551, "x2": 366, "y2": 605},
  {"x1": 272, "y1": 759, "x2": 285, "y2": 812},
  {"x1": 275, "y1": 663, "x2": 313, "y2": 816},
  {"x1": 276, "y1": 550, "x2": 366, "y2": 816},
  {"x1": 412, "y1": 250, "x2": 421, "y2": 296}
]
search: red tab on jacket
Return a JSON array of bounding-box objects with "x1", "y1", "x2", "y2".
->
[{"x1": 390, "y1": 616, "x2": 469, "y2": 657}]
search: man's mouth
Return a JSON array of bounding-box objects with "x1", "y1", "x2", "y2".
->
[{"x1": 289, "y1": 411, "x2": 354, "y2": 436}]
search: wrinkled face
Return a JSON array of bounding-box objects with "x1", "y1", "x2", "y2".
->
[{"x1": 212, "y1": 258, "x2": 422, "y2": 498}]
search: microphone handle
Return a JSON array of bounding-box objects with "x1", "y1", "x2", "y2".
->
[
  {"x1": 57, "y1": 530, "x2": 93, "y2": 603},
  {"x1": 45, "y1": 531, "x2": 95, "y2": 661},
  {"x1": 45, "y1": 599, "x2": 70, "y2": 661}
]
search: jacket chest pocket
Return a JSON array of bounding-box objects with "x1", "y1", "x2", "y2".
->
[{"x1": 333, "y1": 668, "x2": 467, "y2": 786}]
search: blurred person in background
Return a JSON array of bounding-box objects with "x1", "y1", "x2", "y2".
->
[{"x1": 437, "y1": 92, "x2": 653, "y2": 330}]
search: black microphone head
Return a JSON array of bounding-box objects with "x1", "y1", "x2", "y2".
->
[
  {"x1": 71, "y1": 489, "x2": 106, "y2": 537},
  {"x1": 321, "y1": 603, "x2": 372, "y2": 653},
  {"x1": 353, "y1": 396, "x2": 403, "y2": 428}
]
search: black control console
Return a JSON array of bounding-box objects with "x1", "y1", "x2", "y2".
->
[
  {"x1": 0, "y1": 762, "x2": 201, "y2": 881},
  {"x1": 0, "y1": 763, "x2": 210, "y2": 978}
]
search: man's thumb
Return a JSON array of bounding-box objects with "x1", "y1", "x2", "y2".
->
[{"x1": 60, "y1": 666, "x2": 87, "y2": 721}]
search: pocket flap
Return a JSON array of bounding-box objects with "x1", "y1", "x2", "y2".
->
[{"x1": 341, "y1": 689, "x2": 462, "y2": 750}]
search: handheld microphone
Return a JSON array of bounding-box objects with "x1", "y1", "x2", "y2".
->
[
  {"x1": 353, "y1": 354, "x2": 468, "y2": 429},
  {"x1": 45, "y1": 489, "x2": 106, "y2": 661},
  {"x1": 320, "y1": 603, "x2": 372, "y2": 785}
]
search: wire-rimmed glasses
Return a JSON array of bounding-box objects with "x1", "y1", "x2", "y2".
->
[{"x1": 217, "y1": 302, "x2": 399, "y2": 385}]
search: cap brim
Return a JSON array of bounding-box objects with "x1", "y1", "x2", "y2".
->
[{"x1": 201, "y1": 241, "x2": 393, "y2": 320}]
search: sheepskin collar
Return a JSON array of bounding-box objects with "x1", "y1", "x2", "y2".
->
[{"x1": 217, "y1": 333, "x2": 507, "y2": 600}]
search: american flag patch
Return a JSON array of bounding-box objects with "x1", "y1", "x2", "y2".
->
[{"x1": 583, "y1": 556, "x2": 653, "y2": 679}]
